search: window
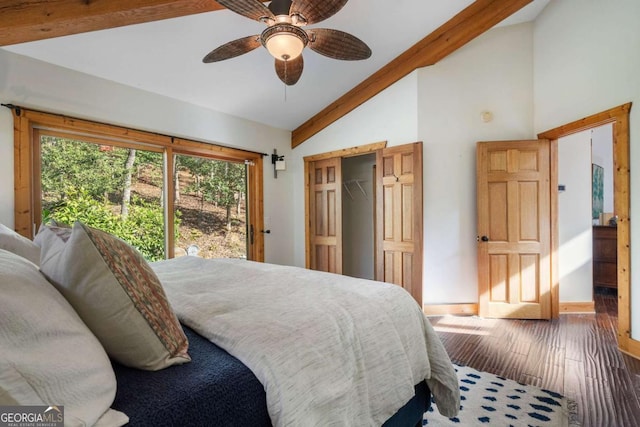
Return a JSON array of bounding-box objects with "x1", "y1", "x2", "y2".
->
[
  {"x1": 13, "y1": 108, "x2": 264, "y2": 261},
  {"x1": 173, "y1": 154, "x2": 248, "y2": 259}
]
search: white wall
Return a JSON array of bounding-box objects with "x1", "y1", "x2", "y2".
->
[
  {"x1": 417, "y1": 23, "x2": 534, "y2": 304},
  {"x1": 291, "y1": 71, "x2": 420, "y2": 267},
  {"x1": 291, "y1": 23, "x2": 534, "y2": 305},
  {"x1": 533, "y1": 0, "x2": 640, "y2": 336},
  {"x1": 0, "y1": 49, "x2": 294, "y2": 265},
  {"x1": 0, "y1": 110, "x2": 13, "y2": 226},
  {"x1": 558, "y1": 130, "x2": 593, "y2": 302}
]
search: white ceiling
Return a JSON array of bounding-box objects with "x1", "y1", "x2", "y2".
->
[{"x1": 3, "y1": 0, "x2": 549, "y2": 131}]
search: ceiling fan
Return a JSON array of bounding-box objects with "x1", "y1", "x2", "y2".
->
[{"x1": 203, "y1": 0, "x2": 372, "y2": 85}]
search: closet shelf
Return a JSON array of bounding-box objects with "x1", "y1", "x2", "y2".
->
[{"x1": 343, "y1": 179, "x2": 368, "y2": 200}]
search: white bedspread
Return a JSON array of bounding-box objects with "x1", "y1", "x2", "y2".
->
[{"x1": 152, "y1": 257, "x2": 459, "y2": 426}]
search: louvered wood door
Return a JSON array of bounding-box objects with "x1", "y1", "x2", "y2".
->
[
  {"x1": 476, "y1": 140, "x2": 552, "y2": 319},
  {"x1": 309, "y1": 158, "x2": 342, "y2": 273},
  {"x1": 375, "y1": 143, "x2": 423, "y2": 305}
]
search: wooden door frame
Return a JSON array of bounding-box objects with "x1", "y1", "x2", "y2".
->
[{"x1": 538, "y1": 103, "x2": 633, "y2": 355}]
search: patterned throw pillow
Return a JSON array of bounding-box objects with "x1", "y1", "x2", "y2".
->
[
  {"x1": 39, "y1": 222, "x2": 190, "y2": 371},
  {"x1": 0, "y1": 249, "x2": 128, "y2": 426}
]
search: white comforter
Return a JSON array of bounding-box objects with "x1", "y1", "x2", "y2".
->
[{"x1": 152, "y1": 257, "x2": 459, "y2": 426}]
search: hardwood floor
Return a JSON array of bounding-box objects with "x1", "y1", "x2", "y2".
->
[{"x1": 428, "y1": 289, "x2": 640, "y2": 426}]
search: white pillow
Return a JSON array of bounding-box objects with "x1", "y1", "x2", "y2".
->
[
  {"x1": 34, "y1": 223, "x2": 72, "y2": 265},
  {"x1": 0, "y1": 249, "x2": 128, "y2": 427},
  {"x1": 39, "y1": 222, "x2": 190, "y2": 371},
  {"x1": 0, "y1": 223, "x2": 40, "y2": 265}
]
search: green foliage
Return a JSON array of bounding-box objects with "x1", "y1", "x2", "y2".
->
[
  {"x1": 178, "y1": 156, "x2": 245, "y2": 222},
  {"x1": 46, "y1": 187, "x2": 178, "y2": 262},
  {"x1": 136, "y1": 151, "x2": 164, "y2": 187},
  {"x1": 38, "y1": 136, "x2": 246, "y2": 261},
  {"x1": 44, "y1": 187, "x2": 120, "y2": 231},
  {"x1": 40, "y1": 137, "x2": 163, "y2": 203},
  {"x1": 116, "y1": 196, "x2": 174, "y2": 261},
  {"x1": 41, "y1": 137, "x2": 128, "y2": 203}
]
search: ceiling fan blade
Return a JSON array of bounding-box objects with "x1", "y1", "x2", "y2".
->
[
  {"x1": 203, "y1": 35, "x2": 261, "y2": 63},
  {"x1": 290, "y1": 0, "x2": 349, "y2": 25},
  {"x1": 275, "y1": 55, "x2": 304, "y2": 86},
  {"x1": 215, "y1": 0, "x2": 274, "y2": 22},
  {"x1": 308, "y1": 28, "x2": 371, "y2": 61}
]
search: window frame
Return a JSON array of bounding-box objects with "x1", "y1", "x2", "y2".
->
[{"x1": 12, "y1": 107, "x2": 265, "y2": 262}]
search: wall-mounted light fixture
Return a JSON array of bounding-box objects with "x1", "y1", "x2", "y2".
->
[{"x1": 272, "y1": 149, "x2": 286, "y2": 178}]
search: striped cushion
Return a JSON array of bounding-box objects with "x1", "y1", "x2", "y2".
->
[{"x1": 39, "y1": 222, "x2": 190, "y2": 371}]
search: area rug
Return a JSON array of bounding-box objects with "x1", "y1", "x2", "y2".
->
[{"x1": 423, "y1": 364, "x2": 580, "y2": 426}]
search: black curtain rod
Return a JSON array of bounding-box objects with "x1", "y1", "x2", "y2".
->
[
  {"x1": 1, "y1": 103, "x2": 21, "y2": 116},
  {"x1": 0, "y1": 102, "x2": 269, "y2": 157}
]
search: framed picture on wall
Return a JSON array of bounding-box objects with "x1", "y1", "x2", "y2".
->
[{"x1": 592, "y1": 163, "x2": 604, "y2": 220}]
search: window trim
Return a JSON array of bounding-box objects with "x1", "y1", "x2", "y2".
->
[{"x1": 12, "y1": 107, "x2": 264, "y2": 262}]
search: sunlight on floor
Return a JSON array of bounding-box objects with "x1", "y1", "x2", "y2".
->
[{"x1": 431, "y1": 315, "x2": 497, "y2": 336}]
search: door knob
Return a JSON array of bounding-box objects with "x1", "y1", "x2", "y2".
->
[{"x1": 481, "y1": 235, "x2": 489, "y2": 242}]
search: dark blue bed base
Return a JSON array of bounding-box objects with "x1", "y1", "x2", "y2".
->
[{"x1": 111, "y1": 326, "x2": 430, "y2": 426}]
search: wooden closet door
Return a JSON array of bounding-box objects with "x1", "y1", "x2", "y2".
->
[
  {"x1": 376, "y1": 143, "x2": 423, "y2": 305},
  {"x1": 309, "y1": 158, "x2": 342, "y2": 273},
  {"x1": 476, "y1": 140, "x2": 552, "y2": 319}
]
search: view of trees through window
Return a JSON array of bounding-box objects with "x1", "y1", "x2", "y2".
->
[
  {"x1": 173, "y1": 154, "x2": 247, "y2": 259},
  {"x1": 39, "y1": 135, "x2": 247, "y2": 261}
]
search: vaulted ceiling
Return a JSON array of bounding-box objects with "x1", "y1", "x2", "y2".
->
[{"x1": 0, "y1": 0, "x2": 548, "y2": 147}]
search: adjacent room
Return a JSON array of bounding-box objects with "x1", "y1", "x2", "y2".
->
[{"x1": 1, "y1": 0, "x2": 639, "y2": 426}]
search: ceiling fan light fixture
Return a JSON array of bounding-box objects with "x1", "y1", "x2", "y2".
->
[
  {"x1": 266, "y1": 34, "x2": 304, "y2": 60},
  {"x1": 204, "y1": 0, "x2": 371, "y2": 86},
  {"x1": 262, "y1": 24, "x2": 308, "y2": 61}
]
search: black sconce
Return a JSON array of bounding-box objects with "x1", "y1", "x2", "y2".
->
[{"x1": 271, "y1": 149, "x2": 285, "y2": 179}]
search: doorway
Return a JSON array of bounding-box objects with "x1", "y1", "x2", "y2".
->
[
  {"x1": 342, "y1": 153, "x2": 376, "y2": 280},
  {"x1": 557, "y1": 124, "x2": 615, "y2": 306},
  {"x1": 537, "y1": 103, "x2": 632, "y2": 356},
  {"x1": 304, "y1": 141, "x2": 424, "y2": 305}
]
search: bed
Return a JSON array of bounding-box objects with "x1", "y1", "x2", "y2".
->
[
  {"x1": 0, "y1": 222, "x2": 459, "y2": 426},
  {"x1": 110, "y1": 326, "x2": 431, "y2": 426}
]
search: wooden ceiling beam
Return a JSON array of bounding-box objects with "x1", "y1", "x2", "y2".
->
[
  {"x1": 291, "y1": 0, "x2": 533, "y2": 148},
  {"x1": 0, "y1": 0, "x2": 230, "y2": 47}
]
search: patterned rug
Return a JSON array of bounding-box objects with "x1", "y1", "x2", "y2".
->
[{"x1": 423, "y1": 364, "x2": 580, "y2": 426}]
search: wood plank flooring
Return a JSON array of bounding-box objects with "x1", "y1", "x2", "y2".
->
[{"x1": 428, "y1": 289, "x2": 640, "y2": 426}]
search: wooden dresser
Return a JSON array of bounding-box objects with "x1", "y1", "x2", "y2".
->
[{"x1": 593, "y1": 226, "x2": 617, "y2": 289}]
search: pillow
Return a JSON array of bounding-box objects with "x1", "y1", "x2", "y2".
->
[
  {"x1": 0, "y1": 223, "x2": 40, "y2": 265},
  {"x1": 0, "y1": 249, "x2": 128, "y2": 427},
  {"x1": 39, "y1": 222, "x2": 190, "y2": 371},
  {"x1": 34, "y1": 223, "x2": 72, "y2": 265}
]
